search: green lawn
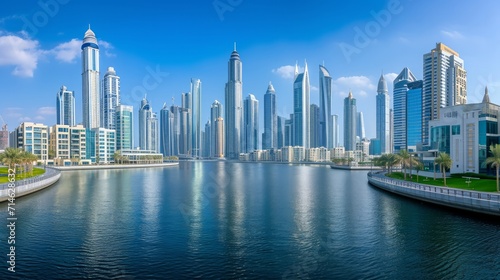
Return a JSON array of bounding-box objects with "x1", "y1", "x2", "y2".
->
[
  {"x1": 386, "y1": 172, "x2": 498, "y2": 192},
  {"x1": 0, "y1": 167, "x2": 46, "y2": 184}
]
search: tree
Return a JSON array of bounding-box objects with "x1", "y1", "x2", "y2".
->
[
  {"x1": 0, "y1": 148, "x2": 22, "y2": 172},
  {"x1": 434, "y1": 152, "x2": 452, "y2": 186},
  {"x1": 483, "y1": 144, "x2": 500, "y2": 192},
  {"x1": 415, "y1": 161, "x2": 424, "y2": 183},
  {"x1": 114, "y1": 151, "x2": 123, "y2": 164},
  {"x1": 395, "y1": 150, "x2": 420, "y2": 180}
]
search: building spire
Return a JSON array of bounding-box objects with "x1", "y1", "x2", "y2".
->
[
  {"x1": 234, "y1": 42, "x2": 236, "y2": 51},
  {"x1": 483, "y1": 86, "x2": 491, "y2": 103}
]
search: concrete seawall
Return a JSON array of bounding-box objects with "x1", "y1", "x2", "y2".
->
[
  {"x1": 51, "y1": 162, "x2": 179, "y2": 171},
  {"x1": 367, "y1": 172, "x2": 500, "y2": 216},
  {"x1": 0, "y1": 168, "x2": 61, "y2": 203}
]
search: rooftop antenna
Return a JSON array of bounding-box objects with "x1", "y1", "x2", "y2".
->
[
  {"x1": 234, "y1": 42, "x2": 237, "y2": 51},
  {"x1": 172, "y1": 96, "x2": 175, "y2": 106}
]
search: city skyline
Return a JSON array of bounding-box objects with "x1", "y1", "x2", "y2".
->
[{"x1": 2, "y1": 1, "x2": 500, "y2": 143}]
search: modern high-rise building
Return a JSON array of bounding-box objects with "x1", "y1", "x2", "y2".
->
[
  {"x1": 225, "y1": 44, "x2": 243, "y2": 159},
  {"x1": 0, "y1": 124, "x2": 8, "y2": 150},
  {"x1": 160, "y1": 103, "x2": 174, "y2": 156},
  {"x1": 191, "y1": 78, "x2": 202, "y2": 158},
  {"x1": 285, "y1": 114, "x2": 293, "y2": 147},
  {"x1": 210, "y1": 100, "x2": 223, "y2": 157},
  {"x1": 86, "y1": 128, "x2": 116, "y2": 163},
  {"x1": 357, "y1": 112, "x2": 366, "y2": 141},
  {"x1": 332, "y1": 114, "x2": 339, "y2": 148},
  {"x1": 310, "y1": 104, "x2": 320, "y2": 148},
  {"x1": 139, "y1": 97, "x2": 159, "y2": 152},
  {"x1": 214, "y1": 117, "x2": 225, "y2": 158},
  {"x1": 393, "y1": 67, "x2": 417, "y2": 152},
  {"x1": 423, "y1": 42, "x2": 467, "y2": 145},
  {"x1": 49, "y1": 124, "x2": 86, "y2": 165},
  {"x1": 101, "y1": 67, "x2": 120, "y2": 130},
  {"x1": 203, "y1": 121, "x2": 211, "y2": 158},
  {"x1": 293, "y1": 62, "x2": 310, "y2": 148},
  {"x1": 319, "y1": 65, "x2": 333, "y2": 148},
  {"x1": 243, "y1": 94, "x2": 259, "y2": 153},
  {"x1": 343, "y1": 91, "x2": 357, "y2": 151},
  {"x1": 170, "y1": 105, "x2": 181, "y2": 156},
  {"x1": 81, "y1": 27, "x2": 100, "y2": 129},
  {"x1": 115, "y1": 104, "x2": 133, "y2": 151},
  {"x1": 277, "y1": 116, "x2": 286, "y2": 149},
  {"x1": 56, "y1": 86, "x2": 76, "y2": 126},
  {"x1": 376, "y1": 75, "x2": 390, "y2": 154},
  {"x1": 263, "y1": 82, "x2": 277, "y2": 150},
  {"x1": 11, "y1": 122, "x2": 48, "y2": 161},
  {"x1": 181, "y1": 92, "x2": 192, "y2": 155},
  {"x1": 406, "y1": 80, "x2": 423, "y2": 152}
]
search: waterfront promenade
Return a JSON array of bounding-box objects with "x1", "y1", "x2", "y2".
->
[
  {"x1": 51, "y1": 162, "x2": 179, "y2": 171},
  {"x1": 368, "y1": 171, "x2": 500, "y2": 216},
  {"x1": 0, "y1": 167, "x2": 61, "y2": 202}
]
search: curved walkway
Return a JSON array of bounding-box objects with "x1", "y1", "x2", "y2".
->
[
  {"x1": 51, "y1": 162, "x2": 179, "y2": 171},
  {"x1": 367, "y1": 171, "x2": 500, "y2": 216},
  {"x1": 0, "y1": 167, "x2": 61, "y2": 202}
]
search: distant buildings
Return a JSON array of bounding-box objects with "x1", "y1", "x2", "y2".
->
[
  {"x1": 115, "y1": 104, "x2": 134, "y2": 151},
  {"x1": 225, "y1": 45, "x2": 243, "y2": 159},
  {"x1": 101, "y1": 67, "x2": 120, "y2": 130},
  {"x1": 81, "y1": 27, "x2": 100, "y2": 129},
  {"x1": 214, "y1": 117, "x2": 224, "y2": 158},
  {"x1": 210, "y1": 100, "x2": 223, "y2": 158},
  {"x1": 310, "y1": 104, "x2": 320, "y2": 148},
  {"x1": 56, "y1": 86, "x2": 76, "y2": 126},
  {"x1": 191, "y1": 78, "x2": 202, "y2": 158},
  {"x1": 343, "y1": 91, "x2": 357, "y2": 151},
  {"x1": 263, "y1": 82, "x2": 277, "y2": 150},
  {"x1": 293, "y1": 62, "x2": 310, "y2": 148},
  {"x1": 243, "y1": 94, "x2": 259, "y2": 153},
  {"x1": 376, "y1": 75, "x2": 390, "y2": 154},
  {"x1": 139, "y1": 97, "x2": 159, "y2": 152},
  {"x1": 357, "y1": 112, "x2": 365, "y2": 140},
  {"x1": 160, "y1": 103, "x2": 174, "y2": 156}
]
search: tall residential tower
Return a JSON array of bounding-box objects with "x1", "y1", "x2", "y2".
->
[
  {"x1": 225, "y1": 44, "x2": 243, "y2": 159},
  {"x1": 81, "y1": 27, "x2": 100, "y2": 129},
  {"x1": 376, "y1": 74, "x2": 390, "y2": 154},
  {"x1": 56, "y1": 86, "x2": 76, "y2": 127}
]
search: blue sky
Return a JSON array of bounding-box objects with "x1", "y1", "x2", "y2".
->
[{"x1": 1, "y1": 0, "x2": 500, "y2": 144}]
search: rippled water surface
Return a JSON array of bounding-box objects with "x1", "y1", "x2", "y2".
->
[{"x1": 1, "y1": 161, "x2": 499, "y2": 279}]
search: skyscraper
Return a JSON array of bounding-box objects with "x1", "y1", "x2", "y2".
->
[
  {"x1": 406, "y1": 80, "x2": 423, "y2": 152},
  {"x1": 376, "y1": 75, "x2": 390, "y2": 154},
  {"x1": 181, "y1": 92, "x2": 192, "y2": 155},
  {"x1": 139, "y1": 97, "x2": 158, "y2": 152},
  {"x1": 310, "y1": 104, "x2": 320, "y2": 148},
  {"x1": 293, "y1": 62, "x2": 310, "y2": 148},
  {"x1": 393, "y1": 67, "x2": 416, "y2": 152},
  {"x1": 319, "y1": 65, "x2": 333, "y2": 148},
  {"x1": 357, "y1": 112, "x2": 366, "y2": 140},
  {"x1": 56, "y1": 85, "x2": 76, "y2": 126},
  {"x1": 160, "y1": 103, "x2": 174, "y2": 156},
  {"x1": 191, "y1": 78, "x2": 202, "y2": 158},
  {"x1": 277, "y1": 116, "x2": 286, "y2": 149},
  {"x1": 343, "y1": 91, "x2": 357, "y2": 151},
  {"x1": 81, "y1": 26, "x2": 100, "y2": 129},
  {"x1": 423, "y1": 42, "x2": 467, "y2": 145},
  {"x1": 170, "y1": 105, "x2": 181, "y2": 156},
  {"x1": 332, "y1": 114, "x2": 339, "y2": 148},
  {"x1": 210, "y1": 100, "x2": 223, "y2": 157},
  {"x1": 214, "y1": 117, "x2": 224, "y2": 158},
  {"x1": 225, "y1": 44, "x2": 243, "y2": 159},
  {"x1": 101, "y1": 67, "x2": 120, "y2": 129},
  {"x1": 243, "y1": 94, "x2": 259, "y2": 153},
  {"x1": 203, "y1": 121, "x2": 211, "y2": 158},
  {"x1": 115, "y1": 104, "x2": 133, "y2": 151},
  {"x1": 263, "y1": 82, "x2": 277, "y2": 150}
]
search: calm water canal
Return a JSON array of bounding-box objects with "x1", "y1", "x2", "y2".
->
[{"x1": 1, "y1": 161, "x2": 499, "y2": 279}]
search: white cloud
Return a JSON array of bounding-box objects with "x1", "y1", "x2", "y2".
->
[
  {"x1": 272, "y1": 65, "x2": 304, "y2": 80},
  {"x1": 333, "y1": 76, "x2": 376, "y2": 98},
  {"x1": 99, "y1": 40, "x2": 116, "y2": 57},
  {"x1": 384, "y1": 73, "x2": 398, "y2": 85},
  {"x1": 36, "y1": 107, "x2": 56, "y2": 116},
  {"x1": 0, "y1": 35, "x2": 40, "y2": 77},
  {"x1": 51, "y1": 38, "x2": 81, "y2": 63},
  {"x1": 18, "y1": 117, "x2": 32, "y2": 122},
  {"x1": 311, "y1": 85, "x2": 319, "y2": 92},
  {"x1": 441, "y1": 30, "x2": 464, "y2": 39}
]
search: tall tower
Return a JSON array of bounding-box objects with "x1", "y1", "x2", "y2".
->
[
  {"x1": 210, "y1": 100, "x2": 223, "y2": 157},
  {"x1": 225, "y1": 43, "x2": 243, "y2": 159},
  {"x1": 181, "y1": 92, "x2": 192, "y2": 155},
  {"x1": 56, "y1": 85, "x2": 76, "y2": 126},
  {"x1": 115, "y1": 104, "x2": 133, "y2": 151},
  {"x1": 376, "y1": 74, "x2": 390, "y2": 154},
  {"x1": 263, "y1": 82, "x2": 277, "y2": 150},
  {"x1": 423, "y1": 42, "x2": 466, "y2": 145},
  {"x1": 101, "y1": 67, "x2": 120, "y2": 129},
  {"x1": 319, "y1": 65, "x2": 332, "y2": 148},
  {"x1": 310, "y1": 104, "x2": 320, "y2": 148},
  {"x1": 81, "y1": 26, "x2": 100, "y2": 129},
  {"x1": 357, "y1": 112, "x2": 366, "y2": 140},
  {"x1": 214, "y1": 117, "x2": 225, "y2": 158},
  {"x1": 393, "y1": 67, "x2": 417, "y2": 152},
  {"x1": 243, "y1": 94, "x2": 259, "y2": 153},
  {"x1": 191, "y1": 78, "x2": 202, "y2": 158},
  {"x1": 343, "y1": 91, "x2": 357, "y2": 151},
  {"x1": 160, "y1": 103, "x2": 174, "y2": 156},
  {"x1": 139, "y1": 97, "x2": 158, "y2": 151},
  {"x1": 293, "y1": 62, "x2": 310, "y2": 148}
]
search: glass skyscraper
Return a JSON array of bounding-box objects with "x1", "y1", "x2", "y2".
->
[
  {"x1": 81, "y1": 27, "x2": 100, "y2": 129},
  {"x1": 191, "y1": 78, "x2": 202, "y2": 158},
  {"x1": 263, "y1": 82, "x2": 277, "y2": 150},
  {"x1": 357, "y1": 112, "x2": 365, "y2": 140},
  {"x1": 343, "y1": 92, "x2": 357, "y2": 151},
  {"x1": 101, "y1": 67, "x2": 120, "y2": 130},
  {"x1": 393, "y1": 67, "x2": 416, "y2": 152},
  {"x1": 319, "y1": 65, "x2": 332, "y2": 148},
  {"x1": 293, "y1": 62, "x2": 310, "y2": 148},
  {"x1": 406, "y1": 80, "x2": 423, "y2": 152},
  {"x1": 225, "y1": 44, "x2": 243, "y2": 159},
  {"x1": 243, "y1": 94, "x2": 259, "y2": 153},
  {"x1": 56, "y1": 85, "x2": 76, "y2": 127},
  {"x1": 139, "y1": 97, "x2": 158, "y2": 152},
  {"x1": 115, "y1": 104, "x2": 133, "y2": 151},
  {"x1": 376, "y1": 75, "x2": 390, "y2": 154},
  {"x1": 160, "y1": 103, "x2": 174, "y2": 156},
  {"x1": 210, "y1": 100, "x2": 223, "y2": 158},
  {"x1": 310, "y1": 104, "x2": 320, "y2": 148}
]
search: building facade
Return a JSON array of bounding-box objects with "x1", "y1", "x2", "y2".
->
[
  {"x1": 376, "y1": 75, "x2": 390, "y2": 154},
  {"x1": 115, "y1": 104, "x2": 133, "y2": 151},
  {"x1": 343, "y1": 91, "x2": 357, "y2": 151},
  {"x1": 406, "y1": 80, "x2": 423, "y2": 152},
  {"x1": 139, "y1": 97, "x2": 159, "y2": 152},
  {"x1": 393, "y1": 67, "x2": 417, "y2": 152},
  {"x1": 101, "y1": 67, "x2": 120, "y2": 129},
  {"x1": 49, "y1": 124, "x2": 86, "y2": 165},
  {"x1": 210, "y1": 100, "x2": 223, "y2": 158},
  {"x1": 243, "y1": 94, "x2": 259, "y2": 153},
  {"x1": 225, "y1": 45, "x2": 243, "y2": 159},
  {"x1": 11, "y1": 122, "x2": 49, "y2": 161},
  {"x1": 56, "y1": 86, "x2": 76, "y2": 126},
  {"x1": 191, "y1": 78, "x2": 202, "y2": 158},
  {"x1": 319, "y1": 65, "x2": 333, "y2": 148},
  {"x1": 310, "y1": 104, "x2": 320, "y2": 148},
  {"x1": 263, "y1": 82, "x2": 277, "y2": 150},
  {"x1": 81, "y1": 27, "x2": 100, "y2": 129},
  {"x1": 160, "y1": 103, "x2": 174, "y2": 156},
  {"x1": 293, "y1": 62, "x2": 310, "y2": 148}
]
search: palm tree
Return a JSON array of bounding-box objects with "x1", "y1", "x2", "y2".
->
[
  {"x1": 483, "y1": 144, "x2": 500, "y2": 192},
  {"x1": 415, "y1": 161, "x2": 424, "y2": 183},
  {"x1": 0, "y1": 148, "x2": 22, "y2": 172},
  {"x1": 395, "y1": 150, "x2": 411, "y2": 180},
  {"x1": 434, "y1": 152, "x2": 452, "y2": 186}
]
